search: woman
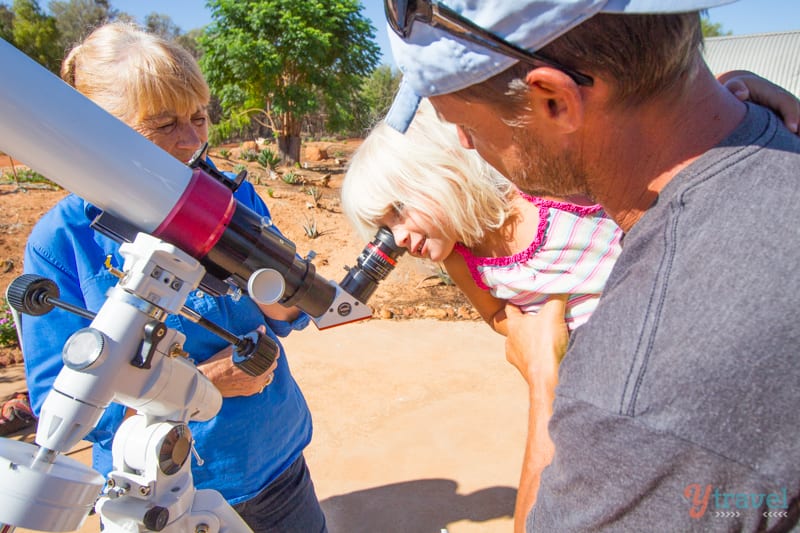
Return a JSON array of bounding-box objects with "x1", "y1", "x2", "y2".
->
[{"x1": 22, "y1": 22, "x2": 326, "y2": 532}]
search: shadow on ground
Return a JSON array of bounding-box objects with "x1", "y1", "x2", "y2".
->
[{"x1": 322, "y1": 479, "x2": 515, "y2": 533}]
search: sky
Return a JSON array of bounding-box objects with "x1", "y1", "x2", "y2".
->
[
  {"x1": 109, "y1": 0, "x2": 799, "y2": 67},
  {"x1": 110, "y1": 0, "x2": 392, "y2": 63}
]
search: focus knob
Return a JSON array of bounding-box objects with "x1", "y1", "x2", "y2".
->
[
  {"x1": 232, "y1": 330, "x2": 279, "y2": 376},
  {"x1": 142, "y1": 506, "x2": 169, "y2": 531},
  {"x1": 5, "y1": 274, "x2": 59, "y2": 316}
]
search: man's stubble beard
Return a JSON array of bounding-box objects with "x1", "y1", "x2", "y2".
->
[{"x1": 509, "y1": 126, "x2": 590, "y2": 199}]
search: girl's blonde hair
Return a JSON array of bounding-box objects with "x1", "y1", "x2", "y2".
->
[
  {"x1": 60, "y1": 22, "x2": 209, "y2": 125},
  {"x1": 342, "y1": 99, "x2": 514, "y2": 248}
]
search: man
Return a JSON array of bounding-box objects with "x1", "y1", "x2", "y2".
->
[{"x1": 383, "y1": 1, "x2": 799, "y2": 531}]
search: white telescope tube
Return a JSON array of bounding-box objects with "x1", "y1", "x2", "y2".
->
[
  {"x1": 0, "y1": 37, "x2": 370, "y2": 323},
  {"x1": 0, "y1": 38, "x2": 192, "y2": 233}
]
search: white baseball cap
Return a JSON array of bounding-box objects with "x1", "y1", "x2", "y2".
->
[{"x1": 385, "y1": 0, "x2": 737, "y2": 132}]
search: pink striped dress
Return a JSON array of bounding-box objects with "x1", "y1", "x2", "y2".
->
[{"x1": 453, "y1": 194, "x2": 622, "y2": 331}]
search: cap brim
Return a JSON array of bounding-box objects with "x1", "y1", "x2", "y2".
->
[
  {"x1": 602, "y1": 0, "x2": 736, "y2": 12},
  {"x1": 385, "y1": 80, "x2": 422, "y2": 133}
]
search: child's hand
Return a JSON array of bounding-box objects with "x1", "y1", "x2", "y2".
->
[{"x1": 720, "y1": 70, "x2": 799, "y2": 133}]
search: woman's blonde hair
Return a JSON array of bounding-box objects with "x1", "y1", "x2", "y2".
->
[
  {"x1": 342, "y1": 99, "x2": 514, "y2": 248},
  {"x1": 60, "y1": 22, "x2": 209, "y2": 124}
]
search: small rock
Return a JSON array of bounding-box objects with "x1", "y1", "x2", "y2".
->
[
  {"x1": 423, "y1": 308, "x2": 449, "y2": 320},
  {"x1": 457, "y1": 306, "x2": 472, "y2": 319},
  {"x1": 241, "y1": 140, "x2": 259, "y2": 152},
  {"x1": 305, "y1": 146, "x2": 328, "y2": 162}
]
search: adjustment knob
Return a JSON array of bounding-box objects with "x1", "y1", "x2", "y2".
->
[
  {"x1": 232, "y1": 331, "x2": 279, "y2": 376},
  {"x1": 142, "y1": 506, "x2": 169, "y2": 531},
  {"x1": 5, "y1": 274, "x2": 59, "y2": 316}
]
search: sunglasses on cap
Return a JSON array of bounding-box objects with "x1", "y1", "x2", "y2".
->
[{"x1": 384, "y1": 0, "x2": 594, "y2": 87}]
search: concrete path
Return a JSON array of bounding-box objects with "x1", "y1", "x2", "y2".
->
[{"x1": 0, "y1": 319, "x2": 528, "y2": 532}]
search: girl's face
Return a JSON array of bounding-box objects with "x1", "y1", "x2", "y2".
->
[
  {"x1": 378, "y1": 205, "x2": 456, "y2": 262},
  {"x1": 133, "y1": 106, "x2": 209, "y2": 163}
]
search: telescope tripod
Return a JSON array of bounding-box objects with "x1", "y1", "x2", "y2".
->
[{"x1": 0, "y1": 233, "x2": 273, "y2": 532}]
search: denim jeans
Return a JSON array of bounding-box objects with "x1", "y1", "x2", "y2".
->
[{"x1": 233, "y1": 454, "x2": 327, "y2": 533}]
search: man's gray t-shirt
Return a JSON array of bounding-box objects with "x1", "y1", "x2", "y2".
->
[{"x1": 529, "y1": 104, "x2": 799, "y2": 531}]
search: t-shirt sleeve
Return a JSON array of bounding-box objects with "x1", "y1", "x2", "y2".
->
[{"x1": 528, "y1": 396, "x2": 786, "y2": 532}]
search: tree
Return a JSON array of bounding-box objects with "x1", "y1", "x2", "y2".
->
[
  {"x1": 11, "y1": 0, "x2": 60, "y2": 72},
  {"x1": 200, "y1": 0, "x2": 380, "y2": 164},
  {"x1": 176, "y1": 27, "x2": 203, "y2": 59},
  {"x1": 49, "y1": 0, "x2": 115, "y2": 52},
  {"x1": 701, "y1": 13, "x2": 731, "y2": 38},
  {"x1": 144, "y1": 12, "x2": 180, "y2": 40},
  {"x1": 0, "y1": 3, "x2": 14, "y2": 43},
  {"x1": 357, "y1": 64, "x2": 401, "y2": 133}
]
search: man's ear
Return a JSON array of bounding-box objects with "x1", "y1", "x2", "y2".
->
[{"x1": 523, "y1": 67, "x2": 584, "y2": 134}]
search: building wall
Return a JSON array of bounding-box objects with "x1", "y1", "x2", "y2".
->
[{"x1": 703, "y1": 31, "x2": 800, "y2": 98}]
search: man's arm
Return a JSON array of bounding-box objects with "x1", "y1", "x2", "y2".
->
[{"x1": 504, "y1": 296, "x2": 569, "y2": 533}]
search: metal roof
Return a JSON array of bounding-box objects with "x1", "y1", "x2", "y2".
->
[{"x1": 703, "y1": 31, "x2": 800, "y2": 97}]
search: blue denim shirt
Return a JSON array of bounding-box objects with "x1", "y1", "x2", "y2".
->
[{"x1": 22, "y1": 171, "x2": 312, "y2": 505}]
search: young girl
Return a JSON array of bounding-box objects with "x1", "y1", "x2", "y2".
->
[{"x1": 342, "y1": 99, "x2": 621, "y2": 335}]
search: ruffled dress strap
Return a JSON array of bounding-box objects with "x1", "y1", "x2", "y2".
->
[{"x1": 453, "y1": 192, "x2": 604, "y2": 290}]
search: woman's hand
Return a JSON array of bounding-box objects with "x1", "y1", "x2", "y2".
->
[
  {"x1": 720, "y1": 70, "x2": 800, "y2": 133},
  {"x1": 196, "y1": 326, "x2": 279, "y2": 397}
]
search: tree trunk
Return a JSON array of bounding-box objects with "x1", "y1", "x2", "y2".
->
[
  {"x1": 277, "y1": 111, "x2": 302, "y2": 165},
  {"x1": 277, "y1": 134, "x2": 301, "y2": 165}
]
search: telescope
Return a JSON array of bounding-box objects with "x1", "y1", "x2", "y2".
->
[
  {"x1": 0, "y1": 37, "x2": 404, "y2": 532},
  {"x1": 0, "y1": 37, "x2": 403, "y2": 329}
]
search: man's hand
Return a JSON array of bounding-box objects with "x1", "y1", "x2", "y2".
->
[
  {"x1": 505, "y1": 295, "x2": 570, "y2": 386},
  {"x1": 505, "y1": 296, "x2": 569, "y2": 533},
  {"x1": 720, "y1": 70, "x2": 800, "y2": 133},
  {"x1": 197, "y1": 326, "x2": 279, "y2": 397}
]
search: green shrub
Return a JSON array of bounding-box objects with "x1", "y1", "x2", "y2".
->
[
  {"x1": 3, "y1": 168, "x2": 58, "y2": 187},
  {"x1": 0, "y1": 301, "x2": 19, "y2": 347},
  {"x1": 240, "y1": 148, "x2": 259, "y2": 162},
  {"x1": 302, "y1": 215, "x2": 319, "y2": 239},
  {"x1": 305, "y1": 186, "x2": 322, "y2": 206},
  {"x1": 257, "y1": 148, "x2": 280, "y2": 170},
  {"x1": 422, "y1": 266, "x2": 454, "y2": 287}
]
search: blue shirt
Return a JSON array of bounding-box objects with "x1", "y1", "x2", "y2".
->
[{"x1": 22, "y1": 172, "x2": 312, "y2": 505}]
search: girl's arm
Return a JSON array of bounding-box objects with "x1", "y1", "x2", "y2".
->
[{"x1": 443, "y1": 251, "x2": 509, "y2": 336}]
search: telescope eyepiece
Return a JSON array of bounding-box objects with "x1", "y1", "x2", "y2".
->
[{"x1": 339, "y1": 227, "x2": 405, "y2": 304}]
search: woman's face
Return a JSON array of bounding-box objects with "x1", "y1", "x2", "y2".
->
[
  {"x1": 378, "y1": 205, "x2": 456, "y2": 262},
  {"x1": 133, "y1": 106, "x2": 209, "y2": 163}
]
